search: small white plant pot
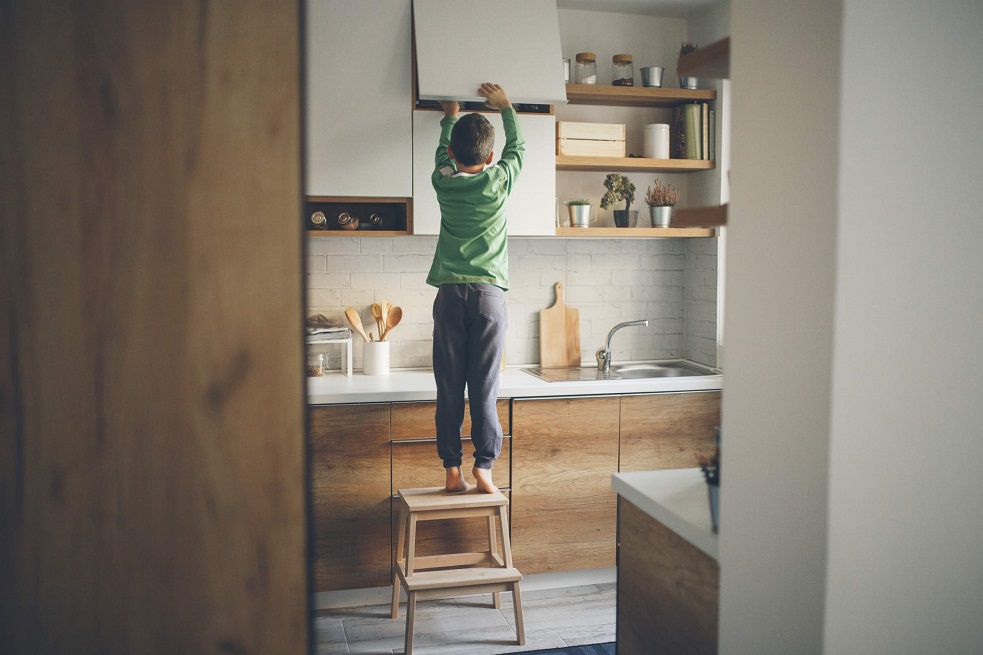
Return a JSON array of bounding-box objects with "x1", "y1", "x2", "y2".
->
[
  {"x1": 650, "y1": 205, "x2": 673, "y2": 228},
  {"x1": 362, "y1": 341, "x2": 390, "y2": 375}
]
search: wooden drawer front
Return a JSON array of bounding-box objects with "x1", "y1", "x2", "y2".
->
[
  {"x1": 391, "y1": 399, "x2": 510, "y2": 440},
  {"x1": 391, "y1": 437, "x2": 511, "y2": 495},
  {"x1": 511, "y1": 396, "x2": 620, "y2": 574},
  {"x1": 619, "y1": 392, "x2": 721, "y2": 472},
  {"x1": 309, "y1": 404, "x2": 392, "y2": 591},
  {"x1": 392, "y1": 491, "x2": 510, "y2": 559}
]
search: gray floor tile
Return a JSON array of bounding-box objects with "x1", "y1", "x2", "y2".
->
[{"x1": 316, "y1": 582, "x2": 615, "y2": 655}]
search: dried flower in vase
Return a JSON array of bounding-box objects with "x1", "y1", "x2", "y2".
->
[{"x1": 644, "y1": 178, "x2": 679, "y2": 207}]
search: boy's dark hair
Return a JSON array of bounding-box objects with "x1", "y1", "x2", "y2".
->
[{"x1": 450, "y1": 113, "x2": 495, "y2": 166}]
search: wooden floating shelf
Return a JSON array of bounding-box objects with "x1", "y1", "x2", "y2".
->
[
  {"x1": 305, "y1": 230, "x2": 409, "y2": 237},
  {"x1": 556, "y1": 227, "x2": 715, "y2": 238},
  {"x1": 556, "y1": 156, "x2": 714, "y2": 173},
  {"x1": 677, "y1": 37, "x2": 730, "y2": 80},
  {"x1": 672, "y1": 204, "x2": 728, "y2": 228},
  {"x1": 565, "y1": 84, "x2": 716, "y2": 107}
]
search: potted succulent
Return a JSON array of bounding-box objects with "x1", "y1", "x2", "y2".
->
[
  {"x1": 698, "y1": 427, "x2": 721, "y2": 533},
  {"x1": 678, "y1": 42, "x2": 699, "y2": 89},
  {"x1": 565, "y1": 198, "x2": 592, "y2": 228},
  {"x1": 599, "y1": 173, "x2": 637, "y2": 227},
  {"x1": 644, "y1": 178, "x2": 679, "y2": 228}
]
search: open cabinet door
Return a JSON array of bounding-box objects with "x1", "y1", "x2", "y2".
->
[{"x1": 414, "y1": 0, "x2": 567, "y2": 105}]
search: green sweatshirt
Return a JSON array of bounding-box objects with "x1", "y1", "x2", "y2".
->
[{"x1": 425, "y1": 107, "x2": 525, "y2": 290}]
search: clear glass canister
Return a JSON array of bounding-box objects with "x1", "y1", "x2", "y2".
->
[
  {"x1": 306, "y1": 352, "x2": 325, "y2": 377},
  {"x1": 574, "y1": 52, "x2": 597, "y2": 85},
  {"x1": 613, "y1": 54, "x2": 634, "y2": 86}
]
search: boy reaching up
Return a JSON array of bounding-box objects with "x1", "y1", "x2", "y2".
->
[{"x1": 427, "y1": 83, "x2": 524, "y2": 494}]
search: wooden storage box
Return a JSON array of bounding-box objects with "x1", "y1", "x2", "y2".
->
[{"x1": 556, "y1": 121, "x2": 626, "y2": 157}]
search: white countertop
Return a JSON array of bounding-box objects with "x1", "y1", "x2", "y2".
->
[
  {"x1": 612, "y1": 468, "x2": 718, "y2": 560},
  {"x1": 307, "y1": 364, "x2": 722, "y2": 404}
]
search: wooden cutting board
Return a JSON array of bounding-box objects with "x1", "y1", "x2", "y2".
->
[{"x1": 539, "y1": 282, "x2": 581, "y2": 367}]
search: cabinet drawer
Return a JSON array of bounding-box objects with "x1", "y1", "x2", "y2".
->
[
  {"x1": 391, "y1": 437, "x2": 511, "y2": 494},
  {"x1": 391, "y1": 399, "x2": 510, "y2": 440}
]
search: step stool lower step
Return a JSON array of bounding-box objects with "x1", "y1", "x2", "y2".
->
[{"x1": 399, "y1": 566, "x2": 522, "y2": 592}]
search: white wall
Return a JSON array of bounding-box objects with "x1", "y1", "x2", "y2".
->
[
  {"x1": 823, "y1": 1, "x2": 983, "y2": 652},
  {"x1": 722, "y1": 0, "x2": 983, "y2": 652},
  {"x1": 719, "y1": 0, "x2": 842, "y2": 652}
]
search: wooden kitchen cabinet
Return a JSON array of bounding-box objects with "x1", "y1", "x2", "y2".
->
[
  {"x1": 510, "y1": 396, "x2": 621, "y2": 573},
  {"x1": 309, "y1": 404, "x2": 392, "y2": 591},
  {"x1": 619, "y1": 391, "x2": 721, "y2": 472},
  {"x1": 305, "y1": 0, "x2": 413, "y2": 197},
  {"x1": 411, "y1": 110, "x2": 557, "y2": 236},
  {"x1": 617, "y1": 498, "x2": 718, "y2": 654},
  {"x1": 391, "y1": 399, "x2": 510, "y2": 441},
  {"x1": 391, "y1": 437, "x2": 512, "y2": 494}
]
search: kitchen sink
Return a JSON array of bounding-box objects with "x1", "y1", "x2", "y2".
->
[{"x1": 522, "y1": 360, "x2": 717, "y2": 383}]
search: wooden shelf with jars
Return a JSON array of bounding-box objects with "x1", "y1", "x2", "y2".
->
[
  {"x1": 564, "y1": 84, "x2": 716, "y2": 108},
  {"x1": 304, "y1": 196, "x2": 413, "y2": 236}
]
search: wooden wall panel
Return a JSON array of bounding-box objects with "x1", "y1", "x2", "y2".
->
[
  {"x1": 618, "y1": 499, "x2": 719, "y2": 654},
  {"x1": 511, "y1": 397, "x2": 620, "y2": 573},
  {"x1": 620, "y1": 392, "x2": 721, "y2": 472},
  {"x1": 0, "y1": 2, "x2": 307, "y2": 653}
]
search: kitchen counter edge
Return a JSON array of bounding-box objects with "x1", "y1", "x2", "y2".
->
[
  {"x1": 307, "y1": 365, "x2": 722, "y2": 405},
  {"x1": 612, "y1": 468, "x2": 719, "y2": 560}
]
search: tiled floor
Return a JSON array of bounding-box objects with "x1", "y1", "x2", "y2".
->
[{"x1": 315, "y1": 582, "x2": 616, "y2": 655}]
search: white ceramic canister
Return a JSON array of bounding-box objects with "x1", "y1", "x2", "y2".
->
[
  {"x1": 362, "y1": 341, "x2": 390, "y2": 375},
  {"x1": 644, "y1": 123, "x2": 670, "y2": 159}
]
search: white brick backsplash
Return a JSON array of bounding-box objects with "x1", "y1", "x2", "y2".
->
[
  {"x1": 304, "y1": 235, "x2": 717, "y2": 368},
  {"x1": 307, "y1": 272, "x2": 350, "y2": 290},
  {"x1": 325, "y1": 254, "x2": 384, "y2": 273},
  {"x1": 307, "y1": 288, "x2": 342, "y2": 308},
  {"x1": 306, "y1": 255, "x2": 327, "y2": 273},
  {"x1": 383, "y1": 254, "x2": 433, "y2": 272},
  {"x1": 305, "y1": 238, "x2": 360, "y2": 255},
  {"x1": 393, "y1": 237, "x2": 437, "y2": 254},
  {"x1": 359, "y1": 239, "x2": 393, "y2": 254}
]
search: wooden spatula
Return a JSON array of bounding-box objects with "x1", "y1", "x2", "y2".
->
[{"x1": 345, "y1": 307, "x2": 369, "y2": 342}]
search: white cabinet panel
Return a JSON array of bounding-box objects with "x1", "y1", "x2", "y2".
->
[
  {"x1": 413, "y1": 0, "x2": 567, "y2": 105},
  {"x1": 412, "y1": 110, "x2": 556, "y2": 236},
  {"x1": 305, "y1": 0, "x2": 412, "y2": 197}
]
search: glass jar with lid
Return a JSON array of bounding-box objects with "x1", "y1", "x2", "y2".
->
[
  {"x1": 613, "y1": 54, "x2": 634, "y2": 86},
  {"x1": 574, "y1": 52, "x2": 597, "y2": 85}
]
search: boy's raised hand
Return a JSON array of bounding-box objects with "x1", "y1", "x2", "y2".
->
[
  {"x1": 439, "y1": 100, "x2": 459, "y2": 117},
  {"x1": 478, "y1": 83, "x2": 511, "y2": 110}
]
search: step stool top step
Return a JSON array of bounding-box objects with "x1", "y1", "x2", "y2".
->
[
  {"x1": 397, "y1": 486, "x2": 509, "y2": 512},
  {"x1": 401, "y1": 566, "x2": 522, "y2": 591}
]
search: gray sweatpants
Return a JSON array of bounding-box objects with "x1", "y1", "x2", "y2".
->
[{"x1": 432, "y1": 283, "x2": 508, "y2": 470}]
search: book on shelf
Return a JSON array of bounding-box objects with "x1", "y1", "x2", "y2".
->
[
  {"x1": 701, "y1": 102, "x2": 709, "y2": 160},
  {"x1": 684, "y1": 103, "x2": 701, "y2": 160},
  {"x1": 709, "y1": 108, "x2": 715, "y2": 161}
]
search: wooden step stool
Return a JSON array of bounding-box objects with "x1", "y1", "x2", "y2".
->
[{"x1": 392, "y1": 486, "x2": 525, "y2": 655}]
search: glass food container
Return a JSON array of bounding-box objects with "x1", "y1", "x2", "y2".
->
[
  {"x1": 574, "y1": 52, "x2": 597, "y2": 85},
  {"x1": 306, "y1": 352, "x2": 325, "y2": 377},
  {"x1": 613, "y1": 54, "x2": 633, "y2": 86}
]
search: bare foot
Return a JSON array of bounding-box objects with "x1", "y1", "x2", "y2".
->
[
  {"x1": 445, "y1": 466, "x2": 469, "y2": 493},
  {"x1": 472, "y1": 466, "x2": 498, "y2": 494}
]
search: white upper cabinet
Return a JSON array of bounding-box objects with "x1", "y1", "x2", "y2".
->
[
  {"x1": 305, "y1": 0, "x2": 413, "y2": 197},
  {"x1": 412, "y1": 110, "x2": 557, "y2": 236},
  {"x1": 413, "y1": 0, "x2": 567, "y2": 105}
]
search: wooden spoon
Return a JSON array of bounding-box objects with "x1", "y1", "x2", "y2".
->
[
  {"x1": 344, "y1": 307, "x2": 369, "y2": 342},
  {"x1": 382, "y1": 306, "x2": 402, "y2": 341},
  {"x1": 371, "y1": 303, "x2": 383, "y2": 336}
]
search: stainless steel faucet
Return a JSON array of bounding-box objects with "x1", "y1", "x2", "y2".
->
[{"x1": 595, "y1": 320, "x2": 650, "y2": 374}]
